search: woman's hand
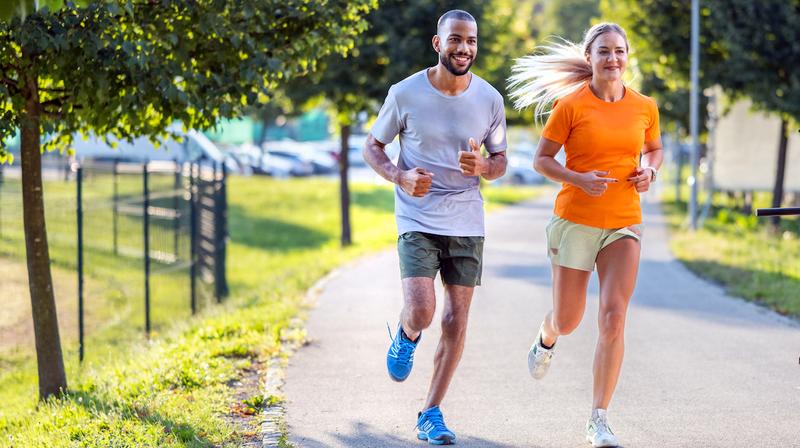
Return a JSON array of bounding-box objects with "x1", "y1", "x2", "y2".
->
[
  {"x1": 573, "y1": 170, "x2": 618, "y2": 197},
  {"x1": 627, "y1": 167, "x2": 653, "y2": 193}
]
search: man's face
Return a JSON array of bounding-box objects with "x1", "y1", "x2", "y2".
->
[{"x1": 433, "y1": 19, "x2": 478, "y2": 76}]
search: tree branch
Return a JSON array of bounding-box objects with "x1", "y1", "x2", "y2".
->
[
  {"x1": 1, "y1": 77, "x2": 19, "y2": 89},
  {"x1": 42, "y1": 109, "x2": 64, "y2": 120},
  {"x1": 40, "y1": 96, "x2": 69, "y2": 108}
]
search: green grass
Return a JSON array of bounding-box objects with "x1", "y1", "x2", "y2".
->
[
  {"x1": 660, "y1": 180, "x2": 800, "y2": 318},
  {"x1": 0, "y1": 176, "x2": 539, "y2": 447}
]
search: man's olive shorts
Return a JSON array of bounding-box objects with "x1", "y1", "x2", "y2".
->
[{"x1": 397, "y1": 231, "x2": 484, "y2": 287}]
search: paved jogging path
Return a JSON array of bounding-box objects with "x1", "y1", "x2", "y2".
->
[{"x1": 283, "y1": 191, "x2": 800, "y2": 447}]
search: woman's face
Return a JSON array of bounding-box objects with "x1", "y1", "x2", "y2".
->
[{"x1": 586, "y1": 32, "x2": 628, "y2": 82}]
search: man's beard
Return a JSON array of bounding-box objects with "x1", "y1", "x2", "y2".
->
[{"x1": 440, "y1": 52, "x2": 474, "y2": 76}]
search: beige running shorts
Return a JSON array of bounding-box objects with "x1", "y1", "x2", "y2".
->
[{"x1": 545, "y1": 216, "x2": 642, "y2": 272}]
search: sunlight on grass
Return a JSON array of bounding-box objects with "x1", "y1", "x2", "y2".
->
[
  {"x1": 660, "y1": 187, "x2": 800, "y2": 317},
  {"x1": 0, "y1": 176, "x2": 539, "y2": 446}
]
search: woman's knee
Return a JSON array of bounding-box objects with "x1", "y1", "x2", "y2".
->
[
  {"x1": 552, "y1": 314, "x2": 581, "y2": 336},
  {"x1": 598, "y1": 307, "x2": 627, "y2": 340}
]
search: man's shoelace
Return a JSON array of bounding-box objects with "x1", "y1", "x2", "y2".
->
[
  {"x1": 387, "y1": 323, "x2": 415, "y2": 365},
  {"x1": 421, "y1": 410, "x2": 447, "y2": 433}
]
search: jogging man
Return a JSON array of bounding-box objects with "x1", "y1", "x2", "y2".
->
[{"x1": 363, "y1": 9, "x2": 507, "y2": 445}]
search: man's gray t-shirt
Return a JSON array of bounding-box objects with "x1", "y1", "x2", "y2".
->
[{"x1": 370, "y1": 69, "x2": 507, "y2": 237}]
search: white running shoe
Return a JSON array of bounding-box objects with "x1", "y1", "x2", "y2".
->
[
  {"x1": 585, "y1": 409, "x2": 619, "y2": 447},
  {"x1": 527, "y1": 323, "x2": 555, "y2": 379}
]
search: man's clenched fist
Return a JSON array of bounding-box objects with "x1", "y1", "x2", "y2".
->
[{"x1": 399, "y1": 167, "x2": 434, "y2": 197}]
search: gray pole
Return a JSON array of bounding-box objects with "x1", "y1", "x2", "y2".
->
[
  {"x1": 77, "y1": 166, "x2": 84, "y2": 362},
  {"x1": 689, "y1": 0, "x2": 700, "y2": 230},
  {"x1": 143, "y1": 161, "x2": 151, "y2": 335}
]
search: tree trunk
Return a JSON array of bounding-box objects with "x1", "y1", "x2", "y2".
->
[
  {"x1": 339, "y1": 123, "x2": 352, "y2": 247},
  {"x1": 258, "y1": 109, "x2": 270, "y2": 147},
  {"x1": 20, "y1": 60, "x2": 67, "y2": 400},
  {"x1": 770, "y1": 119, "x2": 789, "y2": 230}
]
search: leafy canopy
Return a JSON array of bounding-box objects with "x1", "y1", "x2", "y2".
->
[{"x1": 0, "y1": 0, "x2": 376, "y2": 162}]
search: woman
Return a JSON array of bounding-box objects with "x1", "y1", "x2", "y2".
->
[{"x1": 508, "y1": 23, "x2": 663, "y2": 447}]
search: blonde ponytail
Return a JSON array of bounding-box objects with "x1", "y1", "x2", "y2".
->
[{"x1": 508, "y1": 23, "x2": 630, "y2": 121}]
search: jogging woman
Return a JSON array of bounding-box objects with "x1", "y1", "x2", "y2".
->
[{"x1": 508, "y1": 23, "x2": 663, "y2": 447}]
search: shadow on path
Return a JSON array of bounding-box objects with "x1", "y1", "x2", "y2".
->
[{"x1": 292, "y1": 420, "x2": 530, "y2": 448}]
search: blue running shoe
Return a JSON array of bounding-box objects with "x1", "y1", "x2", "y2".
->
[
  {"x1": 386, "y1": 323, "x2": 419, "y2": 382},
  {"x1": 416, "y1": 406, "x2": 456, "y2": 445}
]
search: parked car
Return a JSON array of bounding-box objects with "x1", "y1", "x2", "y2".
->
[
  {"x1": 494, "y1": 141, "x2": 544, "y2": 185},
  {"x1": 256, "y1": 152, "x2": 295, "y2": 177},
  {"x1": 69, "y1": 127, "x2": 240, "y2": 172},
  {"x1": 262, "y1": 140, "x2": 338, "y2": 175},
  {"x1": 265, "y1": 150, "x2": 314, "y2": 177}
]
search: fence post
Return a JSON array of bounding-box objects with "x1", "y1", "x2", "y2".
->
[
  {"x1": 77, "y1": 166, "x2": 85, "y2": 362},
  {"x1": 189, "y1": 161, "x2": 197, "y2": 315},
  {"x1": 173, "y1": 159, "x2": 180, "y2": 260},
  {"x1": 143, "y1": 161, "x2": 151, "y2": 335},
  {"x1": 218, "y1": 162, "x2": 228, "y2": 299},
  {"x1": 212, "y1": 162, "x2": 222, "y2": 303},
  {"x1": 112, "y1": 159, "x2": 119, "y2": 255}
]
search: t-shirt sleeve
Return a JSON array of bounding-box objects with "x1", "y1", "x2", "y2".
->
[
  {"x1": 370, "y1": 86, "x2": 403, "y2": 145},
  {"x1": 645, "y1": 98, "x2": 661, "y2": 143},
  {"x1": 484, "y1": 94, "x2": 508, "y2": 153},
  {"x1": 540, "y1": 99, "x2": 572, "y2": 145}
]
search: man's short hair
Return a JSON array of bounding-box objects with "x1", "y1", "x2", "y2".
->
[{"x1": 437, "y1": 9, "x2": 476, "y2": 35}]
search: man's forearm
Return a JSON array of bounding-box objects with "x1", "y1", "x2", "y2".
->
[
  {"x1": 363, "y1": 144, "x2": 402, "y2": 184},
  {"x1": 480, "y1": 153, "x2": 507, "y2": 181}
]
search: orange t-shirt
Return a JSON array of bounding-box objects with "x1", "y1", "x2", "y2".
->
[{"x1": 541, "y1": 82, "x2": 660, "y2": 228}]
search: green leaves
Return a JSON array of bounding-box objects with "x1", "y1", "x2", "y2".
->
[
  {"x1": 603, "y1": 0, "x2": 800, "y2": 132},
  {"x1": 0, "y1": 0, "x2": 376, "y2": 156}
]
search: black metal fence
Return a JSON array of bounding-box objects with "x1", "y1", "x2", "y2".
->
[{"x1": 0, "y1": 157, "x2": 228, "y2": 361}]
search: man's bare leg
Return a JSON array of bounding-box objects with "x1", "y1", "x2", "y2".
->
[
  {"x1": 423, "y1": 283, "x2": 474, "y2": 409},
  {"x1": 400, "y1": 277, "x2": 437, "y2": 341}
]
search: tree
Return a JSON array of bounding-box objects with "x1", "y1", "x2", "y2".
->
[
  {"x1": 708, "y1": 0, "x2": 800, "y2": 228},
  {"x1": 538, "y1": 0, "x2": 599, "y2": 44},
  {"x1": 0, "y1": 0, "x2": 375, "y2": 400}
]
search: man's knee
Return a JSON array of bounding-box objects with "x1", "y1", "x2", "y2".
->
[
  {"x1": 402, "y1": 277, "x2": 436, "y2": 330},
  {"x1": 405, "y1": 302, "x2": 435, "y2": 331},
  {"x1": 440, "y1": 309, "x2": 468, "y2": 339}
]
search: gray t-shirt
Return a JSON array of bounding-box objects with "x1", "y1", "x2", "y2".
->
[{"x1": 371, "y1": 69, "x2": 507, "y2": 237}]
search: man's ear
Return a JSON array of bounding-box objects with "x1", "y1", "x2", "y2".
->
[{"x1": 432, "y1": 34, "x2": 440, "y2": 53}]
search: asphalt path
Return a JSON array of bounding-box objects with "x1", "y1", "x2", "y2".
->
[{"x1": 283, "y1": 191, "x2": 800, "y2": 447}]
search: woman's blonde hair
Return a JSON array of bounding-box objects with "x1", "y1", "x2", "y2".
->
[{"x1": 508, "y1": 22, "x2": 630, "y2": 120}]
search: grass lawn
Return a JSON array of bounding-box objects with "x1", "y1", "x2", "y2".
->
[
  {"x1": 659, "y1": 180, "x2": 800, "y2": 318},
  {"x1": 0, "y1": 175, "x2": 539, "y2": 447}
]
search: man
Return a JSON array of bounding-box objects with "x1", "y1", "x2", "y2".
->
[{"x1": 363, "y1": 9, "x2": 507, "y2": 445}]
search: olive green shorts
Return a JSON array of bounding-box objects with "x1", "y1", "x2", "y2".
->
[
  {"x1": 545, "y1": 216, "x2": 642, "y2": 272},
  {"x1": 397, "y1": 231, "x2": 484, "y2": 287}
]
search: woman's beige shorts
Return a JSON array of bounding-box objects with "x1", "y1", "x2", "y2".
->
[{"x1": 545, "y1": 216, "x2": 643, "y2": 272}]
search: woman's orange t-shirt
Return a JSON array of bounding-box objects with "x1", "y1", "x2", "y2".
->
[{"x1": 541, "y1": 82, "x2": 660, "y2": 229}]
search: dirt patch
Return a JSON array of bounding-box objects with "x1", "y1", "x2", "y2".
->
[
  {"x1": 0, "y1": 256, "x2": 79, "y2": 352},
  {"x1": 222, "y1": 358, "x2": 267, "y2": 447}
]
